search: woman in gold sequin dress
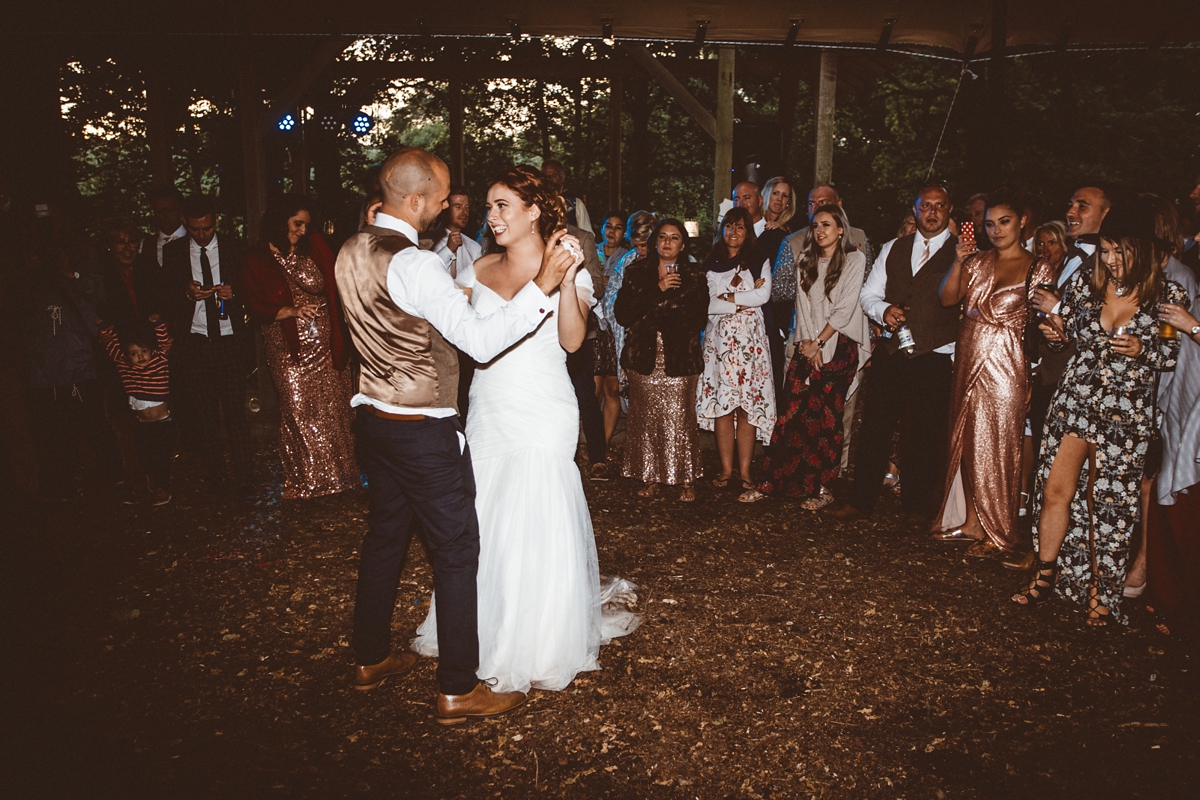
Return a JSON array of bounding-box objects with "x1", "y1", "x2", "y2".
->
[
  {"x1": 242, "y1": 195, "x2": 359, "y2": 499},
  {"x1": 933, "y1": 192, "x2": 1054, "y2": 558},
  {"x1": 614, "y1": 219, "x2": 709, "y2": 502}
]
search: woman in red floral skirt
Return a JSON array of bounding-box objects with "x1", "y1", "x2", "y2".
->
[{"x1": 740, "y1": 205, "x2": 871, "y2": 509}]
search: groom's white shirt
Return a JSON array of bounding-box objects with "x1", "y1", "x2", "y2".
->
[{"x1": 350, "y1": 212, "x2": 553, "y2": 418}]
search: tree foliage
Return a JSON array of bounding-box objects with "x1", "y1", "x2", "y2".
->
[{"x1": 59, "y1": 39, "x2": 1200, "y2": 250}]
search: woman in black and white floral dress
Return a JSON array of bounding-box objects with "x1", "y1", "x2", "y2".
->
[{"x1": 1014, "y1": 203, "x2": 1186, "y2": 626}]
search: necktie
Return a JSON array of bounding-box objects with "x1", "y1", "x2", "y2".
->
[
  {"x1": 199, "y1": 246, "x2": 220, "y2": 338},
  {"x1": 917, "y1": 239, "x2": 931, "y2": 269}
]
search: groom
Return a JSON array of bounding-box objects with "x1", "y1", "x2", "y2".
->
[{"x1": 337, "y1": 147, "x2": 574, "y2": 724}]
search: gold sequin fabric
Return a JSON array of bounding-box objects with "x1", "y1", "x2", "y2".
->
[
  {"x1": 622, "y1": 334, "x2": 703, "y2": 485},
  {"x1": 263, "y1": 252, "x2": 359, "y2": 499}
]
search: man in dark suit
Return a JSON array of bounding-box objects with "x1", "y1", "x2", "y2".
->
[
  {"x1": 162, "y1": 195, "x2": 254, "y2": 493},
  {"x1": 133, "y1": 186, "x2": 187, "y2": 320}
]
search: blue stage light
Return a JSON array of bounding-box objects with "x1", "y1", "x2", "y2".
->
[
  {"x1": 351, "y1": 112, "x2": 374, "y2": 136},
  {"x1": 277, "y1": 113, "x2": 296, "y2": 132}
]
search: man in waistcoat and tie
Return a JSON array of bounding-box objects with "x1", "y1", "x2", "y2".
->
[
  {"x1": 337, "y1": 147, "x2": 573, "y2": 724},
  {"x1": 827, "y1": 183, "x2": 959, "y2": 527}
]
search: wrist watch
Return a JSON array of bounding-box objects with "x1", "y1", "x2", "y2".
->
[{"x1": 1191, "y1": 324, "x2": 1200, "y2": 338}]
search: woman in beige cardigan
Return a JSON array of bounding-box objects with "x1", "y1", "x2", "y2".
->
[{"x1": 740, "y1": 204, "x2": 871, "y2": 508}]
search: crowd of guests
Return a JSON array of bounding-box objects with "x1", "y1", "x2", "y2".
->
[{"x1": 3, "y1": 161, "x2": 1200, "y2": 638}]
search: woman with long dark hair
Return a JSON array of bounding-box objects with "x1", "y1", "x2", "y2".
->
[
  {"x1": 740, "y1": 204, "x2": 869, "y2": 509},
  {"x1": 697, "y1": 207, "x2": 775, "y2": 488},
  {"x1": 241, "y1": 194, "x2": 359, "y2": 499},
  {"x1": 614, "y1": 218, "x2": 709, "y2": 502},
  {"x1": 932, "y1": 192, "x2": 1054, "y2": 558},
  {"x1": 1015, "y1": 201, "x2": 1186, "y2": 626}
]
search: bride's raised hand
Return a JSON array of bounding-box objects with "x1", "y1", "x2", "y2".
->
[{"x1": 535, "y1": 228, "x2": 574, "y2": 294}]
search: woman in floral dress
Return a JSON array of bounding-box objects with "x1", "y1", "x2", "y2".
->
[
  {"x1": 740, "y1": 205, "x2": 870, "y2": 509},
  {"x1": 697, "y1": 207, "x2": 775, "y2": 488},
  {"x1": 1015, "y1": 202, "x2": 1185, "y2": 625}
]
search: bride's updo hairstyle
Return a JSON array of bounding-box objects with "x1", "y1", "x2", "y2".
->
[{"x1": 490, "y1": 164, "x2": 568, "y2": 240}]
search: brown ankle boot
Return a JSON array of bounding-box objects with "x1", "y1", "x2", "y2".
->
[{"x1": 436, "y1": 682, "x2": 527, "y2": 726}]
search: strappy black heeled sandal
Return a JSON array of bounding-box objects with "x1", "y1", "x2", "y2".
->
[
  {"x1": 1012, "y1": 558, "x2": 1058, "y2": 605},
  {"x1": 1086, "y1": 585, "x2": 1112, "y2": 627}
]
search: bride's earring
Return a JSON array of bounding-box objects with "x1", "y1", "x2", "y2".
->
[{"x1": 531, "y1": 219, "x2": 537, "y2": 236}]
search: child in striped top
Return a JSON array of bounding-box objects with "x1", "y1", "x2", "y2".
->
[{"x1": 100, "y1": 316, "x2": 174, "y2": 505}]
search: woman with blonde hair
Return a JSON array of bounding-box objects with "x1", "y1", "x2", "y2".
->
[{"x1": 758, "y1": 176, "x2": 798, "y2": 398}]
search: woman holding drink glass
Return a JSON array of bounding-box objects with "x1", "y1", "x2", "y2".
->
[
  {"x1": 614, "y1": 219, "x2": 709, "y2": 502},
  {"x1": 242, "y1": 194, "x2": 359, "y2": 499},
  {"x1": 1013, "y1": 201, "x2": 1187, "y2": 626}
]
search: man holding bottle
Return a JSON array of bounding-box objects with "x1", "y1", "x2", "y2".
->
[{"x1": 826, "y1": 183, "x2": 959, "y2": 527}]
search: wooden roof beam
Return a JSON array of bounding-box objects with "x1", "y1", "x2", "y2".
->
[{"x1": 621, "y1": 43, "x2": 717, "y2": 141}]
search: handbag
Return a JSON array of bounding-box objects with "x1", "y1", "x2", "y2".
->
[
  {"x1": 1022, "y1": 261, "x2": 1043, "y2": 364},
  {"x1": 1144, "y1": 370, "x2": 1163, "y2": 477}
]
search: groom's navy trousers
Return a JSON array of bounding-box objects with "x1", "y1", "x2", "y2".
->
[{"x1": 352, "y1": 409, "x2": 480, "y2": 695}]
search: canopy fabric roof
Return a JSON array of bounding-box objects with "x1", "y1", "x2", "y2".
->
[{"x1": 14, "y1": 1, "x2": 1200, "y2": 58}]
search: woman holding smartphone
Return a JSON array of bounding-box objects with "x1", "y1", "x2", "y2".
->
[
  {"x1": 932, "y1": 192, "x2": 1054, "y2": 559},
  {"x1": 614, "y1": 219, "x2": 709, "y2": 501},
  {"x1": 242, "y1": 194, "x2": 359, "y2": 499},
  {"x1": 1014, "y1": 201, "x2": 1186, "y2": 626}
]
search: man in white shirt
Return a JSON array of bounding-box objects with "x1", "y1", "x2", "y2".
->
[
  {"x1": 162, "y1": 195, "x2": 253, "y2": 494},
  {"x1": 733, "y1": 180, "x2": 767, "y2": 237},
  {"x1": 827, "y1": 184, "x2": 959, "y2": 527},
  {"x1": 339, "y1": 147, "x2": 573, "y2": 723},
  {"x1": 134, "y1": 186, "x2": 187, "y2": 318},
  {"x1": 429, "y1": 187, "x2": 483, "y2": 416},
  {"x1": 431, "y1": 187, "x2": 481, "y2": 284},
  {"x1": 149, "y1": 187, "x2": 187, "y2": 266}
]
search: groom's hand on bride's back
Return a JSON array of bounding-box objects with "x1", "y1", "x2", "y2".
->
[{"x1": 534, "y1": 228, "x2": 574, "y2": 294}]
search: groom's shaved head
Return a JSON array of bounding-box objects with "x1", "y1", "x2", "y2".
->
[
  {"x1": 380, "y1": 147, "x2": 449, "y2": 204},
  {"x1": 378, "y1": 147, "x2": 451, "y2": 230}
]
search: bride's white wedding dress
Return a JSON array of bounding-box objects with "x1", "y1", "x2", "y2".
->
[{"x1": 412, "y1": 268, "x2": 640, "y2": 693}]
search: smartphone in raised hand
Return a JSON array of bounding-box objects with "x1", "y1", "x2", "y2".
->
[{"x1": 960, "y1": 221, "x2": 975, "y2": 244}]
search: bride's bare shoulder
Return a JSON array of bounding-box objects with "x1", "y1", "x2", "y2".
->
[{"x1": 474, "y1": 252, "x2": 502, "y2": 275}]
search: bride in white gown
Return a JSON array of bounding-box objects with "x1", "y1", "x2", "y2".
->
[{"x1": 412, "y1": 166, "x2": 639, "y2": 693}]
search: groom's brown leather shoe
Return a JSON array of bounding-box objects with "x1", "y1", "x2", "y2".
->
[
  {"x1": 436, "y1": 682, "x2": 527, "y2": 726},
  {"x1": 353, "y1": 653, "x2": 419, "y2": 690}
]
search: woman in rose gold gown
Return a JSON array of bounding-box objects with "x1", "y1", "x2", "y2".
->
[
  {"x1": 242, "y1": 196, "x2": 359, "y2": 500},
  {"x1": 934, "y1": 193, "x2": 1053, "y2": 557}
]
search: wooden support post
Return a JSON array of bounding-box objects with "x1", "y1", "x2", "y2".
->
[
  {"x1": 238, "y1": 40, "x2": 266, "y2": 244},
  {"x1": 814, "y1": 50, "x2": 838, "y2": 185},
  {"x1": 714, "y1": 46, "x2": 735, "y2": 222},
  {"x1": 608, "y1": 75, "x2": 622, "y2": 211},
  {"x1": 623, "y1": 43, "x2": 717, "y2": 141},
  {"x1": 145, "y1": 75, "x2": 171, "y2": 188},
  {"x1": 449, "y1": 79, "x2": 464, "y2": 186}
]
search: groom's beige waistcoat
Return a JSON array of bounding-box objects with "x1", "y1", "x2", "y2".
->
[{"x1": 336, "y1": 224, "x2": 459, "y2": 412}]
